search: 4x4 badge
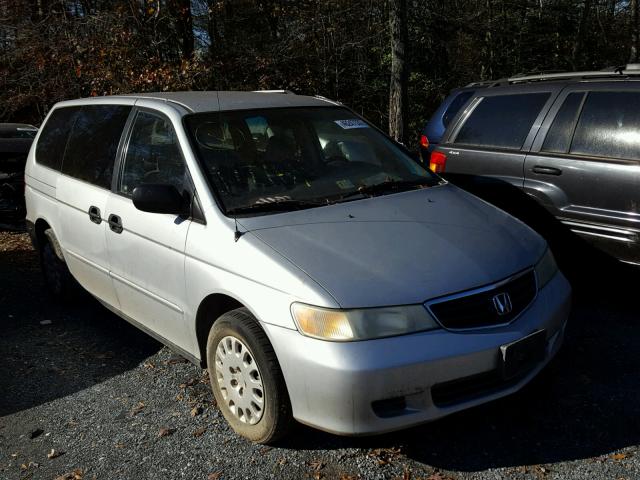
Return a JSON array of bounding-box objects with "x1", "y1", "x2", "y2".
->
[{"x1": 492, "y1": 292, "x2": 513, "y2": 316}]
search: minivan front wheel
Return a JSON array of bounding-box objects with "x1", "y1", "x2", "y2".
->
[{"x1": 206, "y1": 308, "x2": 292, "y2": 443}]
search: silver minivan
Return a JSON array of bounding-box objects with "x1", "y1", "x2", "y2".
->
[{"x1": 25, "y1": 91, "x2": 571, "y2": 443}]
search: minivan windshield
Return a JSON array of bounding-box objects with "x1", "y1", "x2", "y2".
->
[{"x1": 185, "y1": 107, "x2": 440, "y2": 215}]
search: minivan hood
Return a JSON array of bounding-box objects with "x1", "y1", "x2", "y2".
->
[{"x1": 240, "y1": 185, "x2": 545, "y2": 308}]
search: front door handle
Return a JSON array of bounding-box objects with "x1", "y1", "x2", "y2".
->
[
  {"x1": 108, "y1": 214, "x2": 123, "y2": 234},
  {"x1": 532, "y1": 165, "x2": 562, "y2": 176},
  {"x1": 88, "y1": 206, "x2": 102, "y2": 224}
]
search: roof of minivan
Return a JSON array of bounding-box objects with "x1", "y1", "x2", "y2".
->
[{"x1": 58, "y1": 91, "x2": 340, "y2": 113}]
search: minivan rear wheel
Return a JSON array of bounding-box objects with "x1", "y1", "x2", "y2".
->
[
  {"x1": 206, "y1": 308, "x2": 293, "y2": 443},
  {"x1": 40, "y1": 229, "x2": 75, "y2": 299}
]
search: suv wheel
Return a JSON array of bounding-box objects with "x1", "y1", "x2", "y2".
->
[
  {"x1": 206, "y1": 308, "x2": 293, "y2": 443},
  {"x1": 40, "y1": 229, "x2": 75, "y2": 299}
]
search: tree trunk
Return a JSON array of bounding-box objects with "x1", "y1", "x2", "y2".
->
[
  {"x1": 630, "y1": 0, "x2": 639, "y2": 63},
  {"x1": 388, "y1": 0, "x2": 408, "y2": 144},
  {"x1": 572, "y1": 0, "x2": 591, "y2": 68},
  {"x1": 168, "y1": 0, "x2": 194, "y2": 59}
]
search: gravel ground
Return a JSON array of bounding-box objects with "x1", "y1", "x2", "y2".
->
[{"x1": 0, "y1": 230, "x2": 639, "y2": 480}]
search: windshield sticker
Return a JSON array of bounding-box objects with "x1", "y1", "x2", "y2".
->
[
  {"x1": 334, "y1": 119, "x2": 369, "y2": 129},
  {"x1": 336, "y1": 179, "x2": 355, "y2": 189}
]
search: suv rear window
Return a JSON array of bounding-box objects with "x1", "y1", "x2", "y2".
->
[
  {"x1": 570, "y1": 91, "x2": 640, "y2": 161},
  {"x1": 62, "y1": 105, "x2": 131, "y2": 189},
  {"x1": 454, "y1": 92, "x2": 550, "y2": 150},
  {"x1": 35, "y1": 107, "x2": 80, "y2": 171}
]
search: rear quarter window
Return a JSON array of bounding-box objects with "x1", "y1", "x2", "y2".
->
[
  {"x1": 570, "y1": 91, "x2": 640, "y2": 161},
  {"x1": 442, "y1": 91, "x2": 474, "y2": 128},
  {"x1": 542, "y1": 92, "x2": 586, "y2": 154},
  {"x1": 35, "y1": 107, "x2": 81, "y2": 171},
  {"x1": 453, "y1": 92, "x2": 550, "y2": 150},
  {"x1": 61, "y1": 105, "x2": 131, "y2": 189}
]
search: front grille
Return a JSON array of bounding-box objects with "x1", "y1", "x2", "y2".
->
[{"x1": 427, "y1": 270, "x2": 536, "y2": 330}]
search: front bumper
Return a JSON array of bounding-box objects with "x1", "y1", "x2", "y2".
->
[{"x1": 264, "y1": 271, "x2": 571, "y2": 435}]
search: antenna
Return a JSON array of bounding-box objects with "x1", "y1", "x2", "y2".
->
[{"x1": 234, "y1": 217, "x2": 244, "y2": 242}]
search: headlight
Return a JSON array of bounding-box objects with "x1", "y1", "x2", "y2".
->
[
  {"x1": 535, "y1": 248, "x2": 558, "y2": 289},
  {"x1": 291, "y1": 303, "x2": 440, "y2": 341}
]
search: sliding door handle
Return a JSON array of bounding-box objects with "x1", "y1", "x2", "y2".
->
[
  {"x1": 108, "y1": 214, "x2": 123, "y2": 234},
  {"x1": 88, "y1": 206, "x2": 102, "y2": 224},
  {"x1": 532, "y1": 165, "x2": 562, "y2": 176}
]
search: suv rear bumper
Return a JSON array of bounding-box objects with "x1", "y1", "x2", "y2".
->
[{"x1": 264, "y1": 271, "x2": 571, "y2": 436}]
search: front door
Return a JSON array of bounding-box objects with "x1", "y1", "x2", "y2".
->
[{"x1": 105, "y1": 109, "x2": 192, "y2": 351}]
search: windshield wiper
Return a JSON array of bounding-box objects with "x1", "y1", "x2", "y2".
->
[
  {"x1": 227, "y1": 198, "x2": 326, "y2": 215},
  {"x1": 338, "y1": 178, "x2": 434, "y2": 200}
]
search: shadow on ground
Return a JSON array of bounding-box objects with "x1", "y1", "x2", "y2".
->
[{"x1": 0, "y1": 237, "x2": 161, "y2": 416}]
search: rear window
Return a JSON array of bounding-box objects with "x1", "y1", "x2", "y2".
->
[
  {"x1": 442, "y1": 91, "x2": 474, "y2": 128},
  {"x1": 35, "y1": 107, "x2": 80, "y2": 171},
  {"x1": 570, "y1": 91, "x2": 640, "y2": 161},
  {"x1": 62, "y1": 105, "x2": 131, "y2": 189},
  {"x1": 454, "y1": 92, "x2": 550, "y2": 150}
]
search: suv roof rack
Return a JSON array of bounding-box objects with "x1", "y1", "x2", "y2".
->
[
  {"x1": 465, "y1": 64, "x2": 640, "y2": 87},
  {"x1": 252, "y1": 89, "x2": 296, "y2": 94}
]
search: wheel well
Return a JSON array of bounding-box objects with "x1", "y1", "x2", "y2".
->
[
  {"x1": 195, "y1": 294, "x2": 244, "y2": 367},
  {"x1": 34, "y1": 218, "x2": 51, "y2": 251}
]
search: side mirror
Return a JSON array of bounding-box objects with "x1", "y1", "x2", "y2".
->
[{"x1": 132, "y1": 184, "x2": 187, "y2": 215}]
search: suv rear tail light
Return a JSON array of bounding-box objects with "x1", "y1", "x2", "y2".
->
[
  {"x1": 429, "y1": 151, "x2": 447, "y2": 173},
  {"x1": 419, "y1": 134, "x2": 429, "y2": 149}
]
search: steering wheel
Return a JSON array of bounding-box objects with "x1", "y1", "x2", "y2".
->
[{"x1": 325, "y1": 155, "x2": 350, "y2": 167}]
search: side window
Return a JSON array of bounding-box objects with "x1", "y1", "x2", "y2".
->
[
  {"x1": 442, "y1": 91, "x2": 474, "y2": 128},
  {"x1": 35, "y1": 107, "x2": 80, "y2": 171},
  {"x1": 542, "y1": 92, "x2": 585, "y2": 154},
  {"x1": 62, "y1": 105, "x2": 131, "y2": 188},
  {"x1": 454, "y1": 92, "x2": 550, "y2": 150},
  {"x1": 119, "y1": 111, "x2": 185, "y2": 196},
  {"x1": 570, "y1": 91, "x2": 640, "y2": 161}
]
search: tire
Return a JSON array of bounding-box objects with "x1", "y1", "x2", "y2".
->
[
  {"x1": 206, "y1": 308, "x2": 293, "y2": 443},
  {"x1": 40, "y1": 229, "x2": 76, "y2": 300}
]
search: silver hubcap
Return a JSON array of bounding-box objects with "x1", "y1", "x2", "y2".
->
[{"x1": 215, "y1": 336, "x2": 265, "y2": 425}]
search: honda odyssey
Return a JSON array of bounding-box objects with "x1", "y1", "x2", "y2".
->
[{"x1": 25, "y1": 91, "x2": 571, "y2": 443}]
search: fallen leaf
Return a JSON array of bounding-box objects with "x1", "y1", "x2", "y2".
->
[
  {"x1": 54, "y1": 468, "x2": 83, "y2": 480},
  {"x1": 612, "y1": 453, "x2": 627, "y2": 461},
  {"x1": 193, "y1": 427, "x2": 207, "y2": 437},
  {"x1": 277, "y1": 457, "x2": 287, "y2": 466},
  {"x1": 158, "y1": 427, "x2": 176, "y2": 437},
  {"x1": 115, "y1": 442, "x2": 125, "y2": 449},
  {"x1": 259, "y1": 446, "x2": 273, "y2": 455},
  {"x1": 190, "y1": 406, "x2": 203, "y2": 417},
  {"x1": 368, "y1": 447, "x2": 402, "y2": 466},
  {"x1": 143, "y1": 362, "x2": 155, "y2": 369},
  {"x1": 207, "y1": 471, "x2": 223, "y2": 480},
  {"x1": 30, "y1": 428, "x2": 44, "y2": 439},
  {"x1": 167, "y1": 355, "x2": 188, "y2": 365},
  {"x1": 309, "y1": 460, "x2": 325, "y2": 471},
  {"x1": 130, "y1": 402, "x2": 145, "y2": 416},
  {"x1": 179, "y1": 378, "x2": 197, "y2": 388},
  {"x1": 47, "y1": 448, "x2": 64, "y2": 459}
]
